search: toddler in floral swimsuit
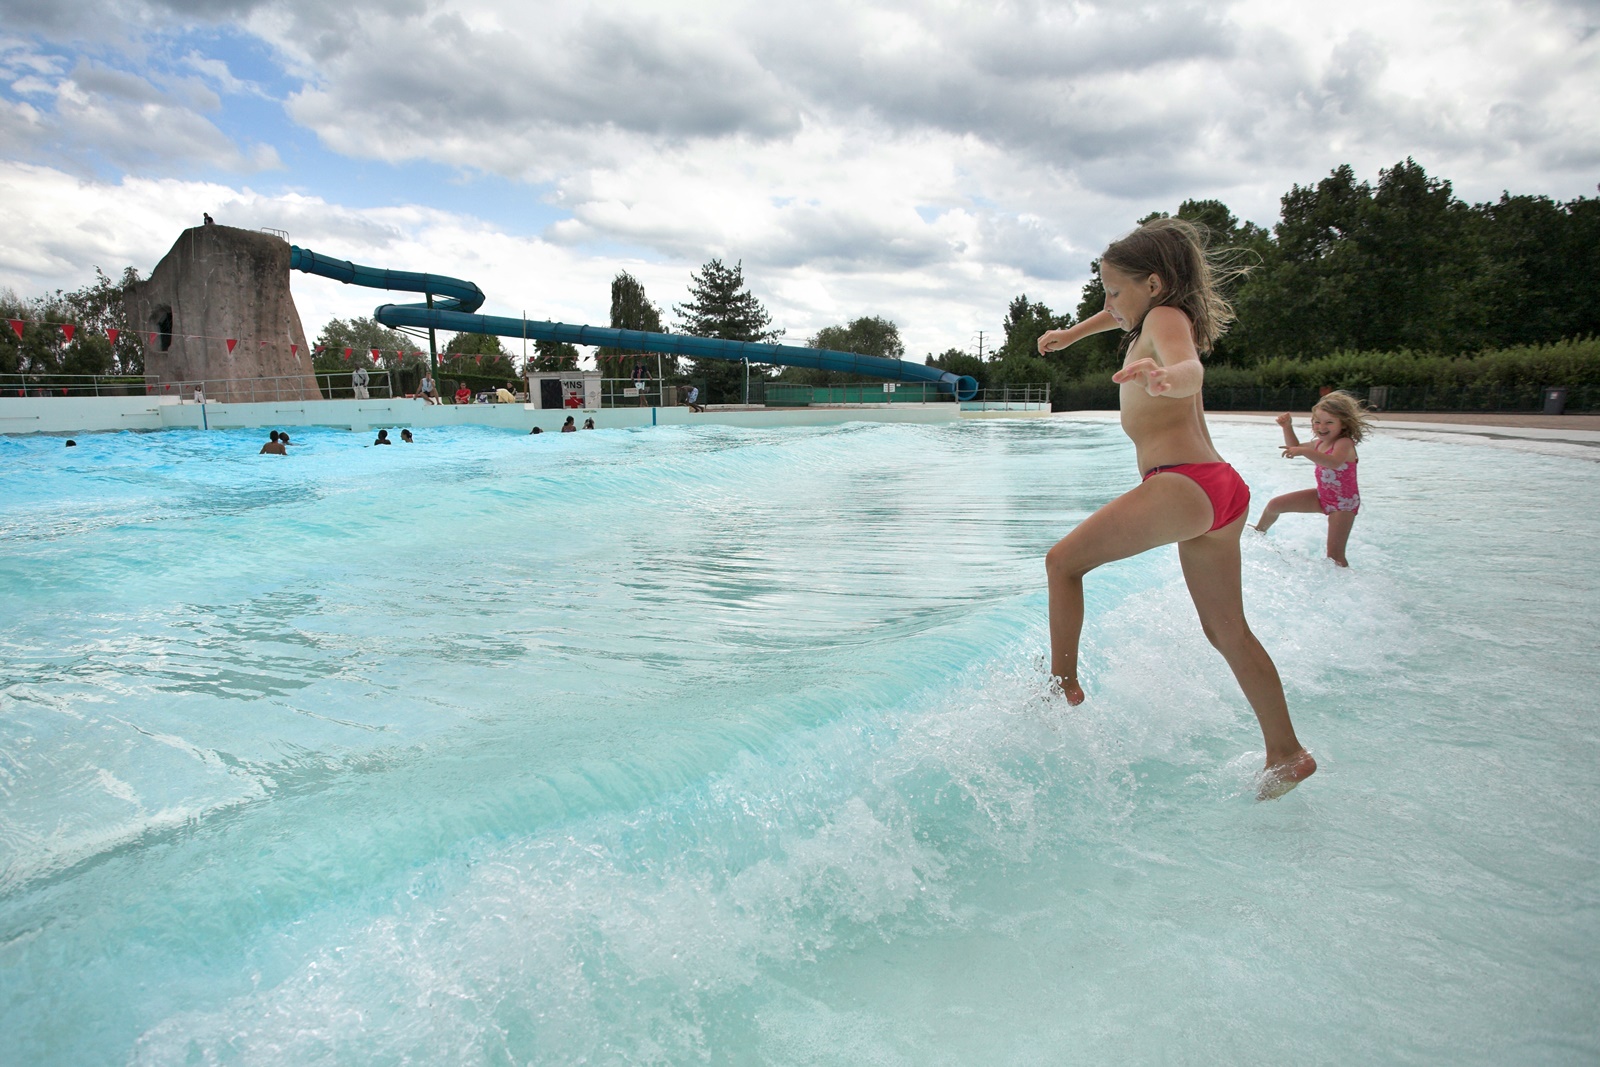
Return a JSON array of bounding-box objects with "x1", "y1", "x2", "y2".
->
[{"x1": 1254, "y1": 392, "x2": 1374, "y2": 567}]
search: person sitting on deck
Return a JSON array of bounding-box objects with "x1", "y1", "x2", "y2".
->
[{"x1": 454, "y1": 383, "x2": 472, "y2": 405}]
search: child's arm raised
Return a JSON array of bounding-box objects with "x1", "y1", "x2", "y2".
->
[
  {"x1": 1110, "y1": 306, "x2": 1203, "y2": 398},
  {"x1": 1283, "y1": 438, "x2": 1356, "y2": 467},
  {"x1": 1275, "y1": 412, "x2": 1300, "y2": 447},
  {"x1": 1037, "y1": 310, "x2": 1119, "y2": 355}
]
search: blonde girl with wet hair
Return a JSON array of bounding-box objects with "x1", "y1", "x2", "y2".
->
[
  {"x1": 1254, "y1": 391, "x2": 1375, "y2": 567},
  {"x1": 1037, "y1": 217, "x2": 1315, "y2": 798}
]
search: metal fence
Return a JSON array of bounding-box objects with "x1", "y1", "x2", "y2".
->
[
  {"x1": 598, "y1": 378, "x2": 668, "y2": 408},
  {"x1": 3, "y1": 373, "x2": 151, "y2": 397},
  {"x1": 593, "y1": 377, "x2": 983, "y2": 408},
  {"x1": 962, "y1": 384, "x2": 1052, "y2": 409},
  {"x1": 1, "y1": 371, "x2": 400, "y2": 402}
]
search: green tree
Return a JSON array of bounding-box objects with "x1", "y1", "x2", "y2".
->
[
  {"x1": 781, "y1": 315, "x2": 905, "y2": 385},
  {"x1": 996, "y1": 295, "x2": 1067, "y2": 363},
  {"x1": 1469, "y1": 192, "x2": 1600, "y2": 348},
  {"x1": 598, "y1": 271, "x2": 672, "y2": 377},
  {"x1": 1231, "y1": 159, "x2": 1475, "y2": 360},
  {"x1": 1, "y1": 267, "x2": 143, "y2": 382},
  {"x1": 673, "y1": 258, "x2": 782, "y2": 402},
  {"x1": 313, "y1": 317, "x2": 414, "y2": 372},
  {"x1": 441, "y1": 331, "x2": 515, "y2": 379},
  {"x1": 925, "y1": 347, "x2": 985, "y2": 388},
  {"x1": 529, "y1": 339, "x2": 581, "y2": 371},
  {"x1": 65, "y1": 267, "x2": 144, "y2": 374}
]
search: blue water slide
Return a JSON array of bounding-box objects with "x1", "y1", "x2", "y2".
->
[{"x1": 289, "y1": 246, "x2": 979, "y2": 400}]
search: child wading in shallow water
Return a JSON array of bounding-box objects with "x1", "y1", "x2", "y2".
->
[
  {"x1": 1036, "y1": 218, "x2": 1315, "y2": 799},
  {"x1": 1253, "y1": 393, "x2": 1373, "y2": 567}
]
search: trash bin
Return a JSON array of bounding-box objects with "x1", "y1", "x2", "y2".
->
[{"x1": 1543, "y1": 387, "x2": 1567, "y2": 416}]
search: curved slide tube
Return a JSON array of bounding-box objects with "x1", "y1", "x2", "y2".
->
[{"x1": 290, "y1": 247, "x2": 979, "y2": 400}]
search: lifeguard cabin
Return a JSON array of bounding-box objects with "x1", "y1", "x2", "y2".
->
[{"x1": 526, "y1": 371, "x2": 601, "y2": 411}]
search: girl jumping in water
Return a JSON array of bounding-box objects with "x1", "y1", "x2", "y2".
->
[
  {"x1": 1253, "y1": 393, "x2": 1372, "y2": 567},
  {"x1": 1037, "y1": 218, "x2": 1315, "y2": 798}
]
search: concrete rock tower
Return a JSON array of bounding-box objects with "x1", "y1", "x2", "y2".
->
[{"x1": 125, "y1": 223, "x2": 322, "y2": 401}]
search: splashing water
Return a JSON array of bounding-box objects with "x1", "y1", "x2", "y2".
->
[{"x1": 0, "y1": 419, "x2": 1595, "y2": 1064}]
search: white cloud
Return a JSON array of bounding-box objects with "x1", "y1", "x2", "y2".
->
[
  {"x1": 2, "y1": 0, "x2": 1598, "y2": 361},
  {"x1": 0, "y1": 43, "x2": 283, "y2": 175},
  {"x1": 0, "y1": 160, "x2": 1064, "y2": 360}
]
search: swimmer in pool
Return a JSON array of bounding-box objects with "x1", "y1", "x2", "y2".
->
[
  {"x1": 1253, "y1": 392, "x2": 1373, "y2": 567},
  {"x1": 1037, "y1": 217, "x2": 1314, "y2": 798},
  {"x1": 259, "y1": 430, "x2": 286, "y2": 455}
]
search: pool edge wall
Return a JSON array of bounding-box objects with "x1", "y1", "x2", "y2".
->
[{"x1": 0, "y1": 395, "x2": 1051, "y2": 436}]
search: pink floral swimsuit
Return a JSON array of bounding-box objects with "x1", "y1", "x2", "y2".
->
[{"x1": 1315, "y1": 441, "x2": 1360, "y2": 514}]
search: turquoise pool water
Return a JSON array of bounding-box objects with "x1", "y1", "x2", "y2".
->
[{"x1": 1, "y1": 419, "x2": 1595, "y2": 1064}]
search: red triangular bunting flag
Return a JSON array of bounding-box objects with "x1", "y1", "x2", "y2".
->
[
  {"x1": 149, "y1": 332, "x2": 157, "y2": 345},
  {"x1": 61, "y1": 324, "x2": 76, "y2": 342},
  {"x1": 7, "y1": 319, "x2": 21, "y2": 340},
  {"x1": 291, "y1": 344, "x2": 298, "y2": 356},
  {"x1": 343, "y1": 347, "x2": 352, "y2": 360},
  {"x1": 370, "y1": 348, "x2": 380, "y2": 360},
  {"x1": 226, "y1": 338, "x2": 238, "y2": 353},
  {"x1": 106, "y1": 328, "x2": 119, "y2": 345}
]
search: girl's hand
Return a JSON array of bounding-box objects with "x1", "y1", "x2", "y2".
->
[
  {"x1": 1281, "y1": 444, "x2": 1305, "y2": 459},
  {"x1": 1111, "y1": 358, "x2": 1171, "y2": 396},
  {"x1": 1037, "y1": 329, "x2": 1068, "y2": 355},
  {"x1": 1275, "y1": 412, "x2": 1293, "y2": 428}
]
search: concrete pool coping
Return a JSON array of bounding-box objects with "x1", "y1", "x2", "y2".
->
[{"x1": 1054, "y1": 410, "x2": 1600, "y2": 448}]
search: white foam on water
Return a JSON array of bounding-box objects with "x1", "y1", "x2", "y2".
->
[{"x1": 2, "y1": 419, "x2": 1596, "y2": 1065}]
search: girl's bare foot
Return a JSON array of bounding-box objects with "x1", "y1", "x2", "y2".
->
[
  {"x1": 1051, "y1": 675, "x2": 1085, "y2": 705},
  {"x1": 1257, "y1": 750, "x2": 1317, "y2": 800}
]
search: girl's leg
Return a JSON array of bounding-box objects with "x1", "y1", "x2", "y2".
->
[
  {"x1": 1325, "y1": 511, "x2": 1356, "y2": 566},
  {"x1": 1177, "y1": 516, "x2": 1315, "y2": 795},
  {"x1": 1253, "y1": 488, "x2": 1320, "y2": 533},
  {"x1": 1047, "y1": 475, "x2": 1213, "y2": 704}
]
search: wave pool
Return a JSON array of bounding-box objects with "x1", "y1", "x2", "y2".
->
[{"x1": 1, "y1": 417, "x2": 1596, "y2": 1064}]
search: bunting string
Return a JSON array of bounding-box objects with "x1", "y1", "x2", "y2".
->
[{"x1": 2, "y1": 315, "x2": 458, "y2": 360}]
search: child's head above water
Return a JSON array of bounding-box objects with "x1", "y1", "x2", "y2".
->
[
  {"x1": 1100, "y1": 216, "x2": 1243, "y2": 355},
  {"x1": 1311, "y1": 391, "x2": 1374, "y2": 443}
]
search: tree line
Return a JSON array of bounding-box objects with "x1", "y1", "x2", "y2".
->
[{"x1": 933, "y1": 159, "x2": 1600, "y2": 400}]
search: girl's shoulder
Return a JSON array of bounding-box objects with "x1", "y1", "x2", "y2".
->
[
  {"x1": 1143, "y1": 305, "x2": 1193, "y2": 330},
  {"x1": 1141, "y1": 306, "x2": 1199, "y2": 361}
]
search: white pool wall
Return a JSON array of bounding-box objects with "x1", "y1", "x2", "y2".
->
[{"x1": 0, "y1": 394, "x2": 1052, "y2": 435}]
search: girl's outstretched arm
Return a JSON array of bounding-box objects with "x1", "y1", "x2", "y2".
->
[
  {"x1": 1284, "y1": 438, "x2": 1357, "y2": 467},
  {"x1": 1037, "y1": 310, "x2": 1118, "y2": 354}
]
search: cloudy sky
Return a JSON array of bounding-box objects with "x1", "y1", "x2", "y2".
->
[{"x1": 1, "y1": 0, "x2": 1596, "y2": 361}]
